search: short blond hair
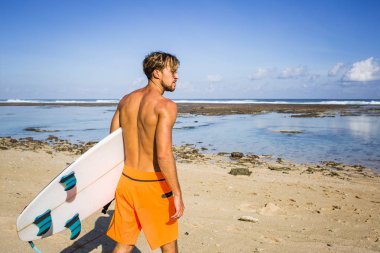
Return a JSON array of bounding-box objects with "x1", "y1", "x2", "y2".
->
[{"x1": 143, "y1": 51, "x2": 180, "y2": 79}]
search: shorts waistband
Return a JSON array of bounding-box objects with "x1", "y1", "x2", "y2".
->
[{"x1": 123, "y1": 166, "x2": 165, "y2": 182}]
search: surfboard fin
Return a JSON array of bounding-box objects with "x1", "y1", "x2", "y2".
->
[
  {"x1": 59, "y1": 171, "x2": 77, "y2": 191},
  {"x1": 33, "y1": 209, "x2": 52, "y2": 236},
  {"x1": 65, "y1": 213, "x2": 81, "y2": 240}
]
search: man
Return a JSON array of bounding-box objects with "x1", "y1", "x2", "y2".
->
[{"x1": 106, "y1": 52, "x2": 184, "y2": 253}]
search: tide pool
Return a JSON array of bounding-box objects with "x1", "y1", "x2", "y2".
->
[{"x1": 1, "y1": 106, "x2": 379, "y2": 170}]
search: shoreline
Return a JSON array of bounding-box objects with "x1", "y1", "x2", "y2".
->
[
  {"x1": 1, "y1": 136, "x2": 379, "y2": 174},
  {"x1": 1, "y1": 140, "x2": 379, "y2": 252},
  {"x1": 2, "y1": 102, "x2": 380, "y2": 116}
]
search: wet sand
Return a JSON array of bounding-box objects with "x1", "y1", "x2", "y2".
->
[{"x1": 1, "y1": 139, "x2": 379, "y2": 253}]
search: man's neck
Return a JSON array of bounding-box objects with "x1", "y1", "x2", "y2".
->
[{"x1": 148, "y1": 79, "x2": 164, "y2": 95}]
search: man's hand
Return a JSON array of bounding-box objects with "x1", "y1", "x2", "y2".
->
[{"x1": 171, "y1": 194, "x2": 184, "y2": 220}]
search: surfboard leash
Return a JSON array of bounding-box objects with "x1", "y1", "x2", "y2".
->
[
  {"x1": 28, "y1": 241, "x2": 43, "y2": 253},
  {"x1": 101, "y1": 198, "x2": 114, "y2": 214}
]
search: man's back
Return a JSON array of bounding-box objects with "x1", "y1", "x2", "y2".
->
[{"x1": 118, "y1": 86, "x2": 171, "y2": 172}]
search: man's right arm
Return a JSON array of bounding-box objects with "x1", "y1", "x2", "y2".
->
[
  {"x1": 110, "y1": 105, "x2": 120, "y2": 133},
  {"x1": 155, "y1": 100, "x2": 184, "y2": 220}
]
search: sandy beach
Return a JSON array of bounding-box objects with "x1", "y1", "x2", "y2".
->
[
  {"x1": 1, "y1": 137, "x2": 379, "y2": 253},
  {"x1": 2, "y1": 0, "x2": 380, "y2": 251}
]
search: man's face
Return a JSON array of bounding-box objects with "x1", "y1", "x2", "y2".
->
[{"x1": 160, "y1": 66, "x2": 178, "y2": 92}]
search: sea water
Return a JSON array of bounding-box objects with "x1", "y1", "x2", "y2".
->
[{"x1": 0, "y1": 105, "x2": 379, "y2": 170}]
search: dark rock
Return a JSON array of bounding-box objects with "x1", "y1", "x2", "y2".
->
[
  {"x1": 305, "y1": 167, "x2": 316, "y2": 174},
  {"x1": 241, "y1": 155, "x2": 260, "y2": 164},
  {"x1": 230, "y1": 152, "x2": 244, "y2": 159},
  {"x1": 291, "y1": 113, "x2": 319, "y2": 118},
  {"x1": 268, "y1": 166, "x2": 291, "y2": 171},
  {"x1": 303, "y1": 167, "x2": 328, "y2": 174},
  {"x1": 290, "y1": 113, "x2": 330, "y2": 118},
  {"x1": 21, "y1": 137, "x2": 34, "y2": 141},
  {"x1": 0, "y1": 146, "x2": 8, "y2": 150},
  {"x1": 351, "y1": 164, "x2": 366, "y2": 172},
  {"x1": 273, "y1": 130, "x2": 304, "y2": 134},
  {"x1": 332, "y1": 205, "x2": 341, "y2": 210},
  {"x1": 191, "y1": 149, "x2": 199, "y2": 154},
  {"x1": 24, "y1": 127, "x2": 58, "y2": 132},
  {"x1": 238, "y1": 216, "x2": 258, "y2": 223},
  {"x1": 24, "y1": 127, "x2": 43, "y2": 132},
  {"x1": 326, "y1": 171, "x2": 339, "y2": 177},
  {"x1": 85, "y1": 141, "x2": 98, "y2": 146},
  {"x1": 47, "y1": 135, "x2": 59, "y2": 141},
  {"x1": 322, "y1": 161, "x2": 342, "y2": 167},
  {"x1": 229, "y1": 168, "x2": 252, "y2": 176}
]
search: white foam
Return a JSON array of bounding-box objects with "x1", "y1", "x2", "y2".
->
[
  {"x1": 173, "y1": 99, "x2": 380, "y2": 105},
  {"x1": 3, "y1": 99, "x2": 119, "y2": 104},
  {"x1": 2, "y1": 99, "x2": 379, "y2": 105},
  {"x1": 95, "y1": 100, "x2": 119, "y2": 103},
  {"x1": 6, "y1": 99, "x2": 42, "y2": 103}
]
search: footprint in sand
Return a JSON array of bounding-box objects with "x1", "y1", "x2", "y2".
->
[
  {"x1": 260, "y1": 235, "x2": 282, "y2": 243},
  {"x1": 183, "y1": 221, "x2": 202, "y2": 228},
  {"x1": 238, "y1": 203, "x2": 257, "y2": 212},
  {"x1": 259, "y1": 202, "x2": 283, "y2": 216}
]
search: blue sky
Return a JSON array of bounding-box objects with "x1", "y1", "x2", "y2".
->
[{"x1": 1, "y1": 0, "x2": 380, "y2": 99}]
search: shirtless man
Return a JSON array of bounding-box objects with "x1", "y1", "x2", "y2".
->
[{"x1": 106, "y1": 52, "x2": 184, "y2": 253}]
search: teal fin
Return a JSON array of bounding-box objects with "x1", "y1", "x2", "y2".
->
[
  {"x1": 65, "y1": 213, "x2": 81, "y2": 240},
  {"x1": 59, "y1": 171, "x2": 77, "y2": 191},
  {"x1": 33, "y1": 209, "x2": 52, "y2": 236}
]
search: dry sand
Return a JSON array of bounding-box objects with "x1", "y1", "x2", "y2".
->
[{"x1": 1, "y1": 145, "x2": 380, "y2": 253}]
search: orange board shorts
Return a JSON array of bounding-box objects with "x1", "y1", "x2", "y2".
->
[{"x1": 106, "y1": 166, "x2": 178, "y2": 250}]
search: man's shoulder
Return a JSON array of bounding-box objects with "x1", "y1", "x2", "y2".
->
[
  {"x1": 158, "y1": 97, "x2": 177, "y2": 111},
  {"x1": 118, "y1": 88, "x2": 144, "y2": 107},
  {"x1": 156, "y1": 98, "x2": 177, "y2": 119}
]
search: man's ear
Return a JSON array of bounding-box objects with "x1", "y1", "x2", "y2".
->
[{"x1": 152, "y1": 69, "x2": 161, "y2": 79}]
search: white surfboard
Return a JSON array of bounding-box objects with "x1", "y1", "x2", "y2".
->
[{"x1": 16, "y1": 128, "x2": 124, "y2": 242}]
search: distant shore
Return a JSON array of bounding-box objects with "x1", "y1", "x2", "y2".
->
[
  {"x1": 1, "y1": 102, "x2": 379, "y2": 116},
  {"x1": 176, "y1": 103, "x2": 371, "y2": 116}
]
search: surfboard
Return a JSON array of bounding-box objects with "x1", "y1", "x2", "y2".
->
[{"x1": 16, "y1": 128, "x2": 124, "y2": 242}]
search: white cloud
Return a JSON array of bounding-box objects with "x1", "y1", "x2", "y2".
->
[
  {"x1": 175, "y1": 80, "x2": 194, "y2": 92},
  {"x1": 249, "y1": 67, "x2": 274, "y2": 80},
  {"x1": 278, "y1": 66, "x2": 308, "y2": 79},
  {"x1": 207, "y1": 74, "x2": 223, "y2": 82},
  {"x1": 132, "y1": 76, "x2": 145, "y2": 85},
  {"x1": 328, "y1": 62, "x2": 345, "y2": 76},
  {"x1": 343, "y1": 57, "x2": 380, "y2": 82},
  {"x1": 308, "y1": 74, "x2": 320, "y2": 82}
]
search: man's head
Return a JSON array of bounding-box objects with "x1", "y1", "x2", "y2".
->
[{"x1": 143, "y1": 51, "x2": 180, "y2": 92}]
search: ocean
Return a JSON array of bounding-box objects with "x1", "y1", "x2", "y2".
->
[
  {"x1": 1, "y1": 99, "x2": 380, "y2": 170},
  {"x1": 1, "y1": 98, "x2": 380, "y2": 105}
]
